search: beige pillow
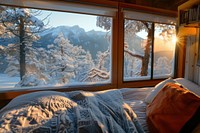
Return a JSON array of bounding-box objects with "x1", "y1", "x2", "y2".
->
[{"x1": 145, "y1": 77, "x2": 175, "y2": 104}]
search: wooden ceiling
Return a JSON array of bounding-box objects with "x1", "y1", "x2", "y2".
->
[{"x1": 110, "y1": 0, "x2": 189, "y2": 11}]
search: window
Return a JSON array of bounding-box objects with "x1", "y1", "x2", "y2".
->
[
  {"x1": 123, "y1": 10, "x2": 176, "y2": 81},
  {"x1": 153, "y1": 23, "x2": 176, "y2": 78},
  {"x1": 124, "y1": 19, "x2": 152, "y2": 81},
  {"x1": 0, "y1": 0, "x2": 177, "y2": 92},
  {"x1": 0, "y1": 2, "x2": 116, "y2": 90}
]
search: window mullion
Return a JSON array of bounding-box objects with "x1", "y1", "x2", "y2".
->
[{"x1": 151, "y1": 23, "x2": 155, "y2": 79}]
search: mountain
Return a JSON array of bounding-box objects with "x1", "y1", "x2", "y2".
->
[{"x1": 36, "y1": 25, "x2": 109, "y2": 59}]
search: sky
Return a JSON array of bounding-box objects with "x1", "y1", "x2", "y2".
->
[
  {"x1": 36, "y1": 9, "x2": 149, "y2": 38},
  {"x1": 39, "y1": 10, "x2": 107, "y2": 32},
  {"x1": 43, "y1": 10, "x2": 147, "y2": 38}
]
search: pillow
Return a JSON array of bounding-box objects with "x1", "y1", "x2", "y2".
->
[
  {"x1": 175, "y1": 78, "x2": 200, "y2": 96},
  {"x1": 145, "y1": 77, "x2": 175, "y2": 104},
  {"x1": 146, "y1": 83, "x2": 200, "y2": 133}
]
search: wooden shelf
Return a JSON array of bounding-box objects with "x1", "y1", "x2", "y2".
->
[
  {"x1": 180, "y1": 22, "x2": 200, "y2": 28},
  {"x1": 178, "y1": 0, "x2": 200, "y2": 27}
]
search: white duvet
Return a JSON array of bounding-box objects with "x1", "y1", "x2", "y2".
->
[{"x1": 0, "y1": 90, "x2": 145, "y2": 133}]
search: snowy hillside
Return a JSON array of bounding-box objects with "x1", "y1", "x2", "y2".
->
[{"x1": 0, "y1": 74, "x2": 19, "y2": 89}]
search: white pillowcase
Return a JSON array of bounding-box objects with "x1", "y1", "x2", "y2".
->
[
  {"x1": 175, "y1": 78, "x2": 200, "y2": 96},
  {"x1": 145, "y1": 77, "x2": 175, "y2": 104}
]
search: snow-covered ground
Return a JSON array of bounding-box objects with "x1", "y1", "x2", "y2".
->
[{"x1": 0, "y1": 74, "x2": 20, "y2": 89}]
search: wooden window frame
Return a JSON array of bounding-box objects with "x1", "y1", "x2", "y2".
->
[
  {"x1": 118, "y1": 3, "x2": 177, "y2": 88},
  {"x1": 0, "y1": 0, "x2": 177, "y2": 100}
]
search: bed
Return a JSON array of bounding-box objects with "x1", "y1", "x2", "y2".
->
[{"x1": 0, "y1": 78, "x2": 199, "y2": 133}]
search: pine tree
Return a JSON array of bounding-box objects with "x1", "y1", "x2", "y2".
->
[
  {"x1": 82, "y1": 49, "x2": 110, "y2": 82},
  {"x1": 47, "y1": 33, "x2": 95, "y2": 84},
  {"x1": 4, "y1": 43, "x2": 20, "y2": 76},
  {"x1": 73, "y1": 51, "x2": 95, "y2": 82},
  {"x1": 0, "y1": 6, "x2": 45, "y2": 80},
  {"x1": 47, "y1": 33, "x2": 74, "y2": 84}
]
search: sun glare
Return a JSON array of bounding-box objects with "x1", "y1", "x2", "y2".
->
[
  {"x1": 175, "y1": 34, "x2": 186, "y2": 46},
  {"x1": 172, "y1": 36, "x2": 178, "y2": 44}
]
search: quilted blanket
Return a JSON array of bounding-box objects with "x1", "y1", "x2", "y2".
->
[{"x1": 0, "y1": 90, "x2": 144, "y2": 133}]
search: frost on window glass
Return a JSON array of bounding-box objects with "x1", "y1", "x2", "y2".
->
[
  {"x1": 123, "y1": 19, "x2": 152, "y2": 81},
  {"x1": 0, "y1": 5, "x2": 112, "y2": 89},
  {"x1": 153, "y1": 23, "x2": 176, "y2": 78}
]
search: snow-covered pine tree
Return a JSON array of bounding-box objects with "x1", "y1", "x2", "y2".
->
[
  {"x1": 124, "y1": 19, "x2": 152, "y2": 76},
  {"x1": 73, "y1": 50, "x2": 95, "y2": 82},
  {"x1": 47, "y1": 32, "x2": 95, "y2": 85},
  {"x1": 4, "y1": 43, "x2": 20, "y2": 76},
  {"x1": 19, "y1": 43, "x2": 50, "y2": 87},
  {"x1": 0, "y1": 6, "x2": 45, "y2": 80},
  {"x1": 124, "y1": 43, "x2": 142, "y2": 77},
  {"x1": 82, "y1": 49, "x2": 110, "y2": 82},
  {"x1": 47, "y1": 33, "x2": 75, "y2": 84},
  {"x1": 4, "y1": 55, "x2": 19, "y2": 77}
]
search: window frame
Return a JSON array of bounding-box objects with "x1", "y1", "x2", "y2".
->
[
  {"x1": 153, "y1": 22, "x2": 176, "y2": 79},
  {"x1": 117, "y1": 3, "x2": 177, "y2": 88},
  {"x1": 122, "y1": 18, "x2": 154, "y2": 81},
  {"x1": 0, "y1": 0, "x2": 118, "y2": 92},
  {"x1": 0, "y1": 0, "x2": 178, "y2": 99},
  {"x1": 122, "y1": 18, "x2": 176, "y2": 82}
]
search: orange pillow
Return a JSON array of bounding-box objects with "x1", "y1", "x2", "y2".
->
[{"x1": 146, "y1": 83, "x2": 200, "y2": 133}]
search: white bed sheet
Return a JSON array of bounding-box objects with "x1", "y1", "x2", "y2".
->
[{"x1": 120, "y1": 87, "x2": 154, "y2": 132}]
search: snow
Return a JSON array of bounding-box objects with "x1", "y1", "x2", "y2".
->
[
  {"x1": 40, "y1": 25, "x2": 105, "y2": 38},
  {"x1": 0, "y1": 74, "x2": 20, "y2": 89},
  {"x1": 8, "y1": 44, "x2": 15, "y2": 47},
  {"x1": 27, "y1": 15, "x2": 44, "y2": 28},
  {"x1": 124, "y1": 76, "x2": 151, "y2": 81},
  {"x1": 16, "y1": 8, "x2": 44, "y2": 28},
  {"x1": 0, "y1": 45, "x2": 4, "y2": 50},
  {"x1": 0, "y1": 73, "x2": 111, "y2": 90},
  {"x1": 40, "y1": 26, "x2": 71, "y2": 37},
  {"x1": 16, "y1": 8, "x2": 30, "y2": 17}
]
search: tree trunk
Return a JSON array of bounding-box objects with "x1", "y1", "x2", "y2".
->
[
  {"x1": 61, "y1": 46, "x2": 66, "y2": 83},
  {"x1": 19, "y1": 17, "x2": 26, "y2": 80},
  {"x1": 141, "y1": 28, "x2": 152, "y2": 76}
]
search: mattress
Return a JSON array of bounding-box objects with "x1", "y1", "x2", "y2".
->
[
  {"x1": 120, "y1": 87, "x2": 154, "y2": 132},
  {"x1": 1, "y1": 77, "x2": 200, "y2": 132}
]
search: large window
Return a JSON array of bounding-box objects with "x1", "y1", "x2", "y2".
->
[
  {"x1": 0, "y1": 1, "x2": 177, "y2": 91},
  {"x1": 0, "y1": 4, "x2": 114, "y2": 89},
  {"x1": 123, "y1": 11, "x2": 176, "y2": 81}
]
